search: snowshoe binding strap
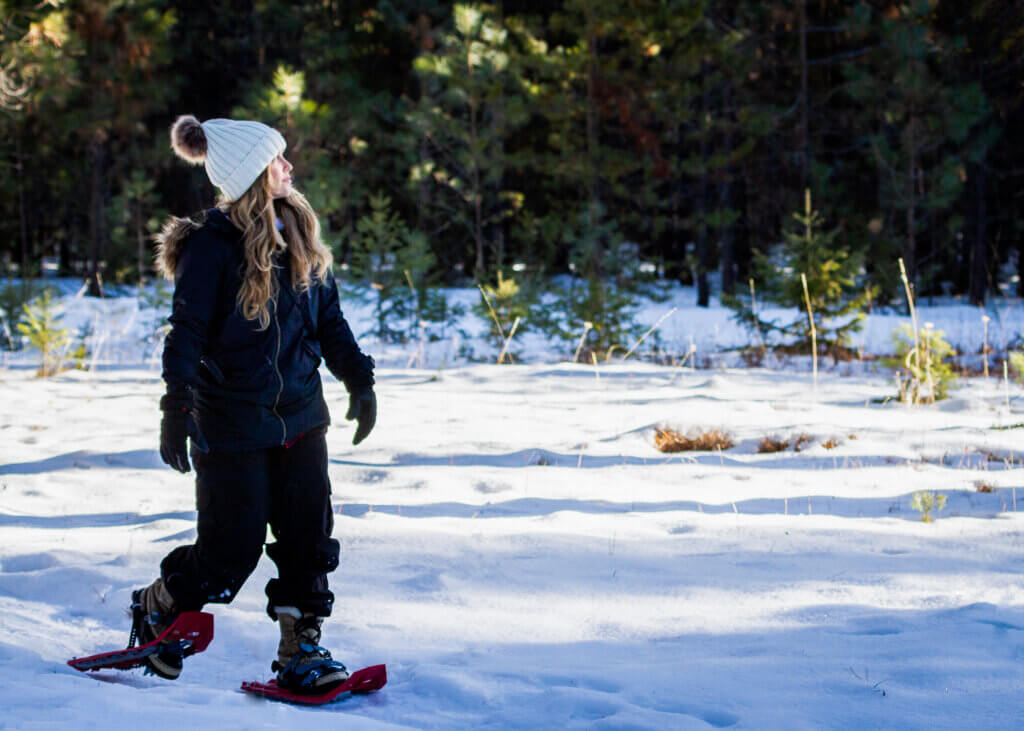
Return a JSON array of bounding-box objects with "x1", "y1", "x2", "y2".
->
[{"x1": 274, "y1": 641, "x2": 349, "y2": 694}]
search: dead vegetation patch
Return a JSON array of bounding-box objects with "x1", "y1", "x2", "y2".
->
[
  {"x1": 822, "y1": 438, "x2": 841, "y2": 450},
  {"x1": 654, "y1": 427, "x2": 735, "y2": 453},
  {"x1": 792, "y1": 433, "x2": 812, "y2": 451},
  {"x1": 758, "y1": 432, "x2": 814, "y2": 453},
  {"x1": 975, "y1": 481, "x2": 995, "y2": 493},
  {"x1": 758, "y1": 435, "x2": 790, "y2": 453}
]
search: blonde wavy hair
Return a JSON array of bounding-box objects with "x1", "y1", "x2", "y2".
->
[{"x1": 219, "y1": 168, "x2": 333, "y2": 330}]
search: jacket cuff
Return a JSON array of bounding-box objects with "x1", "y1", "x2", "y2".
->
[
  {"x1": 342, "y1": 354, "x2": 375, "y2": 392},
  {"x1": 160, "y1": 389, "x2": 193, "y2": 415}
]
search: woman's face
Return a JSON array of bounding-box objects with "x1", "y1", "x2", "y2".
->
[{"x1": 268, "y1": 154, "x2": 294, "y2": 199}]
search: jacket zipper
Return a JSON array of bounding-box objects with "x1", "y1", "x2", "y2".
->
[{"x1": 271, "y1": 298, "x2": 287, "y2": 445}]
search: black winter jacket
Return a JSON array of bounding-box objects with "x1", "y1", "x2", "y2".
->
[{"x1": 157, "y1": 208, "x2": 374, "y2": 451}]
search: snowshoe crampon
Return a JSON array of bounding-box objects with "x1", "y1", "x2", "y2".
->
[
  {"x1": 67, "y1": 611, "x2": 214, "y2": 673},
  {"x1": 241, "y1": 664, "x2": 387, "y2": 705}
]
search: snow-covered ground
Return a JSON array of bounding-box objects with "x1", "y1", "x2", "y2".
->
[
  {"x1": 2, "y1": 360, "x2": 1024, "y2": 729},
  {"x1": 5, "y1": 278, "x2": 1024, "y2": 371},
  {"x1": 2, "y1": 284, "x2": 1024, "y2": 728}
]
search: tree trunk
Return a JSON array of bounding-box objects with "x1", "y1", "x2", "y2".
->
[
  {"x1": 470, "y1": 97, "x2": 484, "y2": 278},
  {"x1": 798, "y1": 0, "x2": 809, "y2": 189},
  {"x1": 969, "y1": 162, "x2": 987, "y2": 306},
  {"x1": 719, "y1": 179, "x2": 734, "y2": 296},
  {"x1": 492, "y1": 1, "x2": 507, "y2": 273},
  {"x1": 136, "y1": 196, "x2": 146, "y2": 292},
  {"x1": 15, "y1": 133, "x2": 29, "y2": 278},
  {"x1": 86, "y1": 136, "x2": 106, "y2": 298},
  {"x1": 905, "y1": 115, "x2": 917, "y2": 293},
  {"x1": 586, "y1": 27, "x2": 602, "y2": 279},
  {"x1": 696, "y1": 67, "x2": 710, "y2": 308},
  {"x1": 719, "y1": 95, "x2": 736, "y2": 297},
  {"x1": 1018, "y1": 236, "x2": 1024, "y2": 298}
]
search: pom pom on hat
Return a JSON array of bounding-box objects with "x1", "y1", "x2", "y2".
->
[
  {"x1": 169, "y1": 115, "x2": 286, "y2": 200},
  {"x1": 170, "y1": 115, "x2": 207, "y2": 164}
]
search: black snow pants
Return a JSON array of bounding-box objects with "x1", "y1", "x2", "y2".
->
[{"x1": 160, "y1": 426, "x2": 340, "y2": 619}]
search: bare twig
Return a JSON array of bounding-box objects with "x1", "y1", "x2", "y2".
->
[
  {"x1": 982, "y1": 313, "x2": 991, "y2": 378},
  {"x1": 497, "y1": 316, "x2": 520, "y2": 365},
  {"x1": 573, "y1": 321, "x2": 592, "y2": 363},
  {"x1": 1004, "y1": 359, "x2": 1011, "y2": 412},
  {"x1": 622, "y1": 307, "x2": 677, "y2": 361},
  {"x1": 477, "y1": 283, "x2": 506, "y2": 341},
  {"x1": 801, "y1": 271, "x2": 817, "y2": 395},
  {"x1": 898, "y1": 257, "x2": 920, "y2": 404},
  {"x1": 750, "y1": 278, "x2": 767, "y2": 358}
]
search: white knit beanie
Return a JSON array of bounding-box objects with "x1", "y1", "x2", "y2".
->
[{"x1": 169, "y1": 115, "x2": 286, "y2": 201}]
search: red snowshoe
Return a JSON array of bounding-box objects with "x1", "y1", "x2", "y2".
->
[
  {"x1": 68, "y1": 612, "x2": 214, "y2": 674},
  {"x1": 241, "y1": 663, "x2": 387, "y2": 705}
]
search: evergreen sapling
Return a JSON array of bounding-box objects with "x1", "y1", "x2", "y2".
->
[
  {"x1": 727, "y1": 190, "x2": 874, "y2": 360},
  {"x1": 473, "y1": 270, "x2": 535, "y2": 361},
  {"x1": 17, "y1": 289, "x2": 70, "y2": 377},
  {"x1": 0, "y1": 276, "x2": 39, "y2": 350},
  {"x1": 885, "y1": 323, "x2": 957, "y2": 403},
  {"x1": 539, "y1": 203, "x2": 638, "y2": 360},
  {"x1": 347, "y1": 192, "x2": 435, "y2": 343},
  {"x1": 910, "y1": 491, "x2": 946, "y2": 522}
]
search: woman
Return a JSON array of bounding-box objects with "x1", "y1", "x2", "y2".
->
[{"x1": 134, "y1": 115, "x2": 376, "y2": 695}]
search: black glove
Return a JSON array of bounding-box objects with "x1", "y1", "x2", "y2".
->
[
  {"x1": 159, "y1": 393, "x2": 194, "y2": 473},
  {"x1": 345, "y1": 385, "x2": 376, "y2": 445}
]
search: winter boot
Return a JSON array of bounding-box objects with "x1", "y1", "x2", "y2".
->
[
  {"x1": 130, "y1": 578, "x2": 182, "y2": 680},
  {"x1": 272, "y1": 607, "x2": 349, "y2": 694}
]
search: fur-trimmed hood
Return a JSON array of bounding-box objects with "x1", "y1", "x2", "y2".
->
[
  {"x1": 154, "y1": 215, "x2": 203, "y2": 281},
  {"x1": 153, "y1": 208, "x2": 238, "y2": 281}
]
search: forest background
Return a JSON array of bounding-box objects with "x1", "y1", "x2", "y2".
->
[{"x1": 1, "y1": 0, "x2": 1022, "y2": 328}]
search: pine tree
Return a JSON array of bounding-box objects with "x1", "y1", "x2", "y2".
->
[
  {"x1": 473, "y1": 269, "x2": 535, "y2": 359},
  {"x1": 411, "y1": 4, "x2": 528, "y2": 279},
  {"x1": 648, "y1": 0, "x2": 766, "y2": 306},
  {"x1": 347, "y1": 192, "x2": 435, "y2": 343},
  {"x1": 108, "y1": 167, "x2": 161, "y2": 286},
  {"x1": 17, "y1": 289, "x2": 70, "y2": 376},
  {"x1": 843, "y1": 1, "x2": 989, "y2": 298},
  {"x1": 730, "y1": 190, "x2": 874, "y2": 358}
]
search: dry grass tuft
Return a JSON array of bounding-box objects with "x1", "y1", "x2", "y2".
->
[
  {"x1": 792, "y1": 433, "x2": 813, "y2": 452},
  {"x1": 758, "y1": 435, "x2": 790, "y2": 454},
  {"x1": 759, "y1": 433, "x2": 814, "y2": 453},
  {"x1": 975, "y1": 481, "x2": 995, "y2": 493},
  {"x1": 759, "y1": 433, "x2": 815, "y2": 453},
  {"x1": 822, "y1": 438, "x2": 841, "y2": 450},
  {"x1": 654, "y1": 427, "x2": 735, "y2": 453}
]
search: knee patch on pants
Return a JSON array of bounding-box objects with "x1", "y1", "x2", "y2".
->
[
  {"x1": 161, "y1": 545, "x2": 259, "y2": 610},
  {"x1": 265, "y1": 537, "x2": 340, "y2": 574}
]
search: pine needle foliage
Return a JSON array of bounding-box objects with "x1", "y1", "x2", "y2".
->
[
  {"x1": 473, "y1": 270, "x2": 534, "y2": 350},
  {"x1": 17, "y1": 289, "x2": 70, "y2": 376},
  {"x1": 727, "y1": 191, "x2": 875, "y2": 359},
  {"x1": 529, "y1": 204, "x2": 639, "y2": 358},
  {"x1": 884, "y1": 323, "x2": 957, "y2": 403},
  {"x1": 0, "y1": 277, "x2": 39, "y2": 350},
  {"x1": 1008, "y1": 351, "x2": 1024, "y2": 385},
  {"x1": 910, "y1": 490, "x2": 946, "y2": 523},
  {"x1": 347, "y1": 192, "x2": 435, "y2": 343},
  {"x1": 412, "y1": 3, "x2": 528, "y2": 278}
]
